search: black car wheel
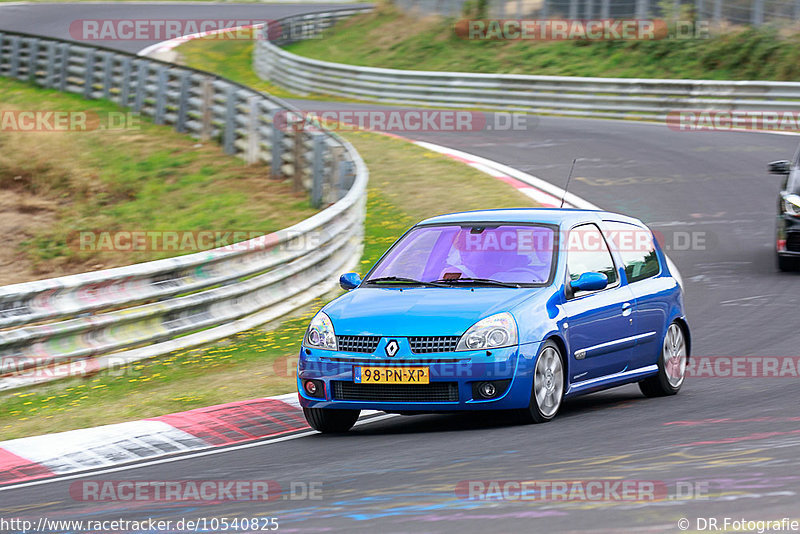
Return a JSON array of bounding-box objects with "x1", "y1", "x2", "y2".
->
[{"x1": 303, "y1": 407, "x2": 360, "y2": 433}]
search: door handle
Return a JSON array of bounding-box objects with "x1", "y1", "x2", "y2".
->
[{"x1": 622, "y1": 302, "x2": 632, "y2": 317}]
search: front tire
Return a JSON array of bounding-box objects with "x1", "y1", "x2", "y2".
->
[
  {"x1": 303, "y1": 407, "x2": 360, "y2": 433},
  {"x1": 518, "y1": 341, "x2": 564, "y2": 424},
  {"x1": 639, "y1": 322, "x2": 687, "y2": 397}
]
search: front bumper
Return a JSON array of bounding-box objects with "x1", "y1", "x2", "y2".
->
[
  {"x1": 776, "y1": 215, "x2": 800, "y2": 256},
  {"x1": 297, "y1": 342, "x2": 541, "y2": 412}
]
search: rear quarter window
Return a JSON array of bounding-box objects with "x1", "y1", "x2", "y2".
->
[{"x1": 602, "y1": 221, "x2": 660, "y2": 283}]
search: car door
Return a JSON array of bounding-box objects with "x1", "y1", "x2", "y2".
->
[
  {"x1": 562, "y1": 223, "x2": 636, "y2": 383},
  {"x1": 602, "y1": 221, "x2": 670, "y2": 370}
]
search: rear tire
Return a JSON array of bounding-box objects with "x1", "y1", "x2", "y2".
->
[
  {"x1": 303, "y1": 407, "x2": 360, "y2": 433},
  {"x1": 777, "y1": 254, "x2": 799, "y2": 272},
  {"x1": 639, "y1": 322, "x2": 687, "y2": 397},
  {"x1": 518, "y1": 341, "x2": 564, "y2": 424}
]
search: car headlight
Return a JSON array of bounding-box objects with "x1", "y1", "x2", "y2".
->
[
  {"x1": 304, "y1": 312, "x2": 337, "y2": 350},
  {"x1": 784, "y1": 194, "x2": 800, "y2": 217},
  {"x1": 456, "y1": 312, "x2": 518, "y2": 351}
]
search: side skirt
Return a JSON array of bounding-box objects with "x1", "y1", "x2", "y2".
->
[{"x1": 564, "y1": 365, "x2": 658, "y2": 397}]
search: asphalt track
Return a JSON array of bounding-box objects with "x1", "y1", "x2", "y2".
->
[{"x1": 1, "y1": 4, "x2": 800, "y2": 533}]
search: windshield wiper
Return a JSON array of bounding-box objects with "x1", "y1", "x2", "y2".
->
[
  {"x1": 432, "y1": 277, "x2": 520, "y2": 288},
  {"x1": 365, "y1": 276, "x2": 447, "y2": 287}
]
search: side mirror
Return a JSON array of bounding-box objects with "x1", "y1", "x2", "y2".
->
[
  {"x1": 339, "y1": 272, "x2": 362, "y2": 290},
  {"x1": 571, "y1": 272, "x2": 608, "y2": 292},
  {"x1": 768, "y1": 160, "x2": 791, "y2": 175}
]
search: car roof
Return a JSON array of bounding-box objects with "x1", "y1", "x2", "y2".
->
[{"x1": 417, "y1": 208, "x2": 647, "y2": 228}]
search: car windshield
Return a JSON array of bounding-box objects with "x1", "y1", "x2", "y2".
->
[{"x1": 365, "y1": 224, "x2": 556, "y2": 286}]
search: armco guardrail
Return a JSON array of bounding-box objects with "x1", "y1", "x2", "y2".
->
[
  {"x1": 0, "y1": 30, "x2": 367, "y2": 391},
  {"x1": 255, "y1": 10, "x2": 800, "y2": 121}
]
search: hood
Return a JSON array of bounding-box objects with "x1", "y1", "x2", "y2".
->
[{"x1": 322, "y1": 286, "x2": 543, "y2": 337}]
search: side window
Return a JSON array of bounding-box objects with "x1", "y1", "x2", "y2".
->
[
  {"x1": 789, "y1": 172, "x2": 800, "y2": 194},
  {"x1": 789, "y1": 145, "x2": 800, "y2": 192},
  {"x1": 603, "y1": 221, "x2": 660, "y2": 283},
  {"x1": 566, "y1": 224, "x2": 618, "y2": 294}
]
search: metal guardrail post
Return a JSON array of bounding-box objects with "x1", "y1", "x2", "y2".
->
[
  {"x1": 120, "y1": 56, "x2": 131, "y2": 107},
  {"x1": 45, "y1": 41, "x2": 56, "y2": 88},
  {"x1": 176, "y1": 70, "x2": 190, "y2": 133},
  {"x1": 292, "y1": 122, "x2": 304, "y2": 192},
  {"x1": 270, "y1": 110, "x2": 284, "y2": 180},
  {"x1": 133, "y1": 59, "x2": 146, "y2": 112},
  {"x1": 27, "y1": 38, "x2": 39, "y2": 82},
  {"x1": 223, "y1": 84, "x2": 237, "y2": 154},
  {"x1": 101, "y1": 52, "x2": 113, "y2": 99},
  {"x1": 200, "y1": 76, "x2": 213, "y2": 142},
  {"x1": 600, "y1": 0, "x2": 609, "y2": 19},
  {"x1": 83, "y1": 48, "x2": 95, "y2": 98},
  {"x1": 58, "y1": 43, "x2": 68, "y2": 92},
  {"x1": 155, "y1": 66, "x2": 168, "y2": 124},
  {"x1": 329, "y1": 144, "x2": 344, "y2": 203},
  {"x1": 9, "y1": 36, "x2": 20, "y2": 78},
  {"x1": 752, "y1": 0, "x2": 764, "y2": 25},
  {"x1": 635, "y1": 0, "x2": 649, "y2": 19},
  {"x1": 568, "y1": 0, "x2": 578, "y2": 20},
  {"x1": 311, "y1": 133, "x2": 325, "y2": 208},
  {"x1": 714, "y1": 0, "x2": 723, "y2": 22},
  {"x1": 245, "y1": 95, "x2": 259, "y2": 164},
  {"x1": 337, "y1": 154, "x2": 353, "y2": 201}
]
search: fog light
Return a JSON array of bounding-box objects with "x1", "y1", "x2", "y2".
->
[
  {"x1": 303, "y1": 379, "x2": 324, "y2": 398},
  {"x1": 471, "y1": 379, "x2": 511, "y2": 400},
  {"x1": 478, "y1": 382, "x2": 496, "y2": 398}
]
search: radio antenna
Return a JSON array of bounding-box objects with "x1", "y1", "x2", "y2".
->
[{"x1": 560, "y1": 158, "x2": 577, "y2": 209}]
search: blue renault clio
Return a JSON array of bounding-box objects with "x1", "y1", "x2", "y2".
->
[{"x1": 298, "y1": 209, "x2": 689, "y2": 433}]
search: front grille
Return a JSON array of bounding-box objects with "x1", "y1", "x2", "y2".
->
[
  {"x1": 322, "y1": 357, "x2": 470, "y2": 364},
  {"x1": 787, "y1": 233, "x2": 800, "y2": 252},
  {"x1": 409, "y1": 336, "x2": 460, "y2": 354},
  {"x1": 336, "y1": 335, "x2": 381, "y2": 353},
  {"x1": 332, "y1": 381, "x2": 459, "y2": 402}
]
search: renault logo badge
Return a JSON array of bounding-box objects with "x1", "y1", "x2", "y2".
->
[{"x1": 385, "y1": 339, "x2": 399, "y2": 357}]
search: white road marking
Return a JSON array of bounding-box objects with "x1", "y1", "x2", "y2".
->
[{"x1": 0, "y1": 414, "x2": 398, "y2": 492}]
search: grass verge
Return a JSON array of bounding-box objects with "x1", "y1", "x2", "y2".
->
[
  {"x1": 0, "y1": 77, "x2": 317, "y2": 286},
  {"x1": 284, "y1": 4, "x2": 800, "y2": 81},
  {"x1": 0, "y1": 41, "x2": 536, "y2": 439}
]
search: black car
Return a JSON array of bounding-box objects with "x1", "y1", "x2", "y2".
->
[{"x1": 769, "y1": 155, "x2": 800, "y2": 271}]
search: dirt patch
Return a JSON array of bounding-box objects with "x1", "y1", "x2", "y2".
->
[
  {"x1": 0, "y1": 190, "x2": 59, "y2": 285},
  {"x1": 0, "y1": 79, "x2": 316, "y2": 286}
]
